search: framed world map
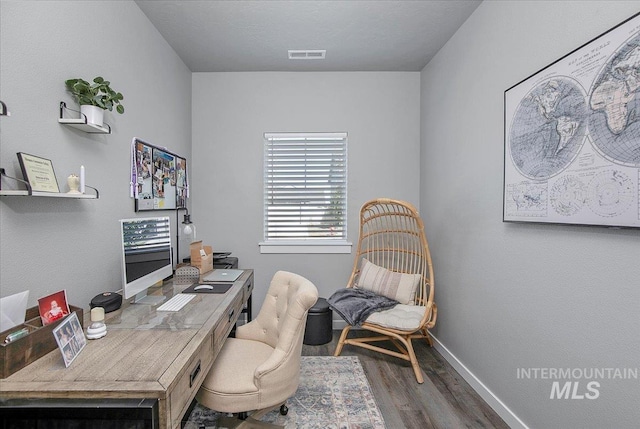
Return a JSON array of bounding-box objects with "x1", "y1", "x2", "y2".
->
[{"x1": 504, "y1": 12, "x2": 640, "y2": 228}]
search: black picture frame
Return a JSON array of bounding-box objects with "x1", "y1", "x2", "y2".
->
[
  {"x1": 175, "y1": 155, "x2": 188, "y2": 209},
  {"x1": 16, "y1": 152, "x2": 60, "y2": 193},
  {"x1": 504, "y1": 12, "x2": 640, "y2": 228},
  {"x1": 133, "y1": 138, "x2": 188, "y2": 211}
]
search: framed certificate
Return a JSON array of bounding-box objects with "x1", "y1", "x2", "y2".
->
[{"x1": 17, "y1": 152, "x2": 60, "y2": 193}]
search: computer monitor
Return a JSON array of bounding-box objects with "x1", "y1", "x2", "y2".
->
[{"x1": 119, "y1": 216, "x2": 173, "y2": 305}]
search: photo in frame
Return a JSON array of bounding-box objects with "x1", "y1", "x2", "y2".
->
[
  {"x1": 52, "y1": 312, "x2": 86, "y2": 367},
  {"x1": 175, "y1": 155, "x2": 188, "y2": 209},
  {"x1": 17, "y1": 152, "x2": 60, "y2": 193},
  {"x1": 132, "y1": 137, "x2": 188, "y2": 211},
  {"x1": 38, "y1": 290, "x2": 70, "y2": 325},
  {"x1": 504, "y1": 12, "x2": 640, "y2": 228}
]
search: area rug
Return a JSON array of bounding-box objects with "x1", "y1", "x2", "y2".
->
[{"x1": 184, "y1": 356, "x2": 386, "y2": 429}]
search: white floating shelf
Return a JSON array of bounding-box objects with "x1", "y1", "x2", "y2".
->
[
  {"x1": 58, "y1": 102, "x2": 111, "y2": 134},
  {"x1": 58, "y1": 118, "x2": 111, "y2": 134},
  {"x1": 0, "y1": 190, "x2": 98, "y2": 199}
]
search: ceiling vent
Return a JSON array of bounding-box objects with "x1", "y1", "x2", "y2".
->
[{"x1": 288, "y1": 50, "x2": 326, "y2": 60}]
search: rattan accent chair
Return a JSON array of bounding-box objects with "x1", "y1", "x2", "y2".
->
[{"x1": 334, "y1": 198, "x2": 437, "y2": 383}]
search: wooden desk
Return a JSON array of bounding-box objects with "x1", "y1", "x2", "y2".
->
[{"x1": 0, "y1": 269, "x2": 254, "y2": 429}]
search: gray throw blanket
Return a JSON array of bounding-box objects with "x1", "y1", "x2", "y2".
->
[{"x1": 328, "y1": 288, "x2": 398, "y2": 326}]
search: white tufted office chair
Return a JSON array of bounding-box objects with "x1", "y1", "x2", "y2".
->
[{"x1": 196, "y1": 271, "x2": 318, "y2": 428}]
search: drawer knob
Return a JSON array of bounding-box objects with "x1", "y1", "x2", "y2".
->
[{"x1": 189, "y1": 360, "x2": 201, "y2": 387}]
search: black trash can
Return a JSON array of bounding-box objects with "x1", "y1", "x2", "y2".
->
[{"x1": 303, "y1": 297, "x2": 333, "y2": 345}]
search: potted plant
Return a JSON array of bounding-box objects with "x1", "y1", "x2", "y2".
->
[{"x1": 65, "y1": 76, "x2": 124, "y2": 126}]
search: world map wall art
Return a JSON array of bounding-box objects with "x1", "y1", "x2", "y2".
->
[{"x1": 504, "y1": 12, "x2": 640, "y2": 228}]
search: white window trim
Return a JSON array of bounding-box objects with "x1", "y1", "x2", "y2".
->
[
  {"x1": 264, "y1": 132, "x2": 347, "y2": 140},
  {"x1": 259, "y1": 240, "x2": 352, "y2": 254}
]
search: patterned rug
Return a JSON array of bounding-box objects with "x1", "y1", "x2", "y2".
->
[{"x1": 184, "y1": 356, "x2": 386, "y2": 428}]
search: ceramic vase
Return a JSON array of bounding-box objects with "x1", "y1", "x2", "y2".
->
[
  {"x1": 67, "y1": 174, "x2": 81, "y2": 194},
  {"x1": 80, "y1": 104, "x2": 104, "y2": 126}
]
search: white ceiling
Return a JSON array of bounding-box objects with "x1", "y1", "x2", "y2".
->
[{"x1": 135, "y1": 0, "x2": 482, "y2": 72}]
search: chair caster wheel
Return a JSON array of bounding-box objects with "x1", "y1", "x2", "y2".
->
[{"x1": 280, "y1": 404, "x2": 288, "y2": 415}]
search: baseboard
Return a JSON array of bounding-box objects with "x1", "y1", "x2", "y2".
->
[
  {"x1": 430, "y1": 334, "x2": 529, "y2": 429},
  {"x1": 331, "y1": 321, "x2": 528, "y2": 428}
]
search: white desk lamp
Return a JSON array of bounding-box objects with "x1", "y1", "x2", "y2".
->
[{"x1": 176, "y1": 208, "x2": 196, "y2": 266}]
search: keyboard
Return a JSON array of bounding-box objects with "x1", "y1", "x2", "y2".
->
[{"x1": 156, "y1": 293, "x2": 195, "y2": 312}]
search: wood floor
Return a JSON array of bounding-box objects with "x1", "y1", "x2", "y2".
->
[{"x1": 302, "y1": 330, "x2": 510, "y2": 429}]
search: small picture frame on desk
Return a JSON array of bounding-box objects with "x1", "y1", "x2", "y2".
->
[
  {"x1": 16, "y1": 152, "x2": 60, "y2": 193},
  {"x1": 52, "y1": 312, "x2": 86, "y2": 367},
  {"x1": 38, "y1": 290, "x2": 70, "y2": 325}
]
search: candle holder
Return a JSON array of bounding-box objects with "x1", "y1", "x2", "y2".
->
[{"x1": 86, "y1": 307, "x2": 107, "y2": 340}]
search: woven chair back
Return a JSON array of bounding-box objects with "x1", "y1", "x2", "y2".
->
[{"x1": 349, "y1": 198, "x2": 434, "y2": 307}]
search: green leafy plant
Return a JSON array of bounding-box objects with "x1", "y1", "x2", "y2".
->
[{"x1": 65, "y1": 76, "x2": 124, "y2": 114}]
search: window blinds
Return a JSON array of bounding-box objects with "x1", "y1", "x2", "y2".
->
[{"x1": 264, "y1": 133, "x2": 347, "y2": 241}]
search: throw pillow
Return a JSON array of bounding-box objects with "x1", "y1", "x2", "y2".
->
[{"x1": 355, "y1": 258, "x2": 421, "y2": 305}]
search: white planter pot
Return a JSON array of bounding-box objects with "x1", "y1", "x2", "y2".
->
[{"x1": 80, "y1": 105, "x2": 104, "y2": 126}]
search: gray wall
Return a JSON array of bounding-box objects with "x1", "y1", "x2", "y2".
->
[
  {"x1": 420, "y1": 1, "x2": 640, "y2": 428},
  {"x1": 0, "y1": 1, "x2": 192, "y2": 309},
  {"x1": 191, "y1": 72, "x2": 420, "y2": 312}
]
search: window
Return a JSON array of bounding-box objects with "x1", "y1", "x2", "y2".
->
[{"x1": 261, "y1": 132, "x2": 350, "y2": 254}]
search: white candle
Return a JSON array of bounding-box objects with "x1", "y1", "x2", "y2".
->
[
  {"x1": 80, "y1": 165, "x2": 85, "y2": 193},
  {"x1": 90, "y1": 306, "x2": 105, "y2": 322}
]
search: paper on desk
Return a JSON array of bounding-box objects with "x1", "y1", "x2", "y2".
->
[{"x1": 0, "y1": 291, "x2": 29, "y2": 332}]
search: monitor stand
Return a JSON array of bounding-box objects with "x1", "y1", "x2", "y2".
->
[{"x1": 132, "y1": 290, "x2": 166, "y2": 305}]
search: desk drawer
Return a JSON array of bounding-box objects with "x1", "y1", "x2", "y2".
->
[
  {"x1": 243, "y1": 279, "x2": 254, "y2": 302},
  {"x1": 169, "y1": 333, "x2": 213, "y2": 428},
  {"x1": 213, "y1": 292, "x2": 243, "y2": 355}
]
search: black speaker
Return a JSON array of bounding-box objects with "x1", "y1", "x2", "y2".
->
[{"x1": 90, "y1": 292, "x2": 122, "y2": 313}]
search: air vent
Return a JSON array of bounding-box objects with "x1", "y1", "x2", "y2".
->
[{"x1": 288, "y1": 50, "x2": 326, "y2": 60}]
